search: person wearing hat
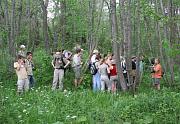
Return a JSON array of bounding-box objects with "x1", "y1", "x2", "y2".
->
[
  {"x1": 18, "y1": 45, "x2": 26, "y2": 58},
  {"x1": 91, "y1": 49, "x2": 99, "y2": 63},
  {"x1": 90, "y1": 49, "x2": 101, "y2": 91},
  {"x1": 14, "y1": 55, "x2": 29, "y2": 94}
]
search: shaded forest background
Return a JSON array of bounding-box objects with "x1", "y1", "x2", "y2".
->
[{"x1": 0, "y1": 0, "x2": 180, "y2": 88}]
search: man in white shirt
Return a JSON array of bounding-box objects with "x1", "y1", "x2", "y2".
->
[{"x1": 72, "y1": 49, "x2": 83, "y2": 87}]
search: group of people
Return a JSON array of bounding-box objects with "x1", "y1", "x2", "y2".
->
[
  {"x1": 89, "y1": 50, "x2": 163, "y2": 92},
  {"x1": 14, "y1": 44, "x2": 163, "y2": 94},
  {"x1": 90, "y1": 50, "x2": 138, "y2": 92}
]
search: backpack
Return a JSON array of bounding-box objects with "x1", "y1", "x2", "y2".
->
[
  {"x1": 53, "y1": 55, "x2": 66, "y2": 68},
  {"x1": 161, "y1": 67, "x2": 165, "y2": 77},
  {"x1": 90, "y1": 62, "x2": 98, "y2": 75}
]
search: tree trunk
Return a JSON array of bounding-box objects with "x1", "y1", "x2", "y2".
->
[
  {"x1": 111, "y1": 0, "x2": 127, "y2": 91},
  {"x1": 40, "y1": 0, "x2": 49, "y2": 52},
  {"x1": 10, "y1": 0, "x2": 16, "y2": 56},
  {"x1": 123, "y1": 0, "x2": 133, "y2": 91},
  {"x1": 88, "y1": 0, "x2": 96, "y2": 53},
  {"x1": 168, "y1": 0, "x2": 175, "y2": 84},
  {"x1": 26, "y1": 0, "x2": 31, "y2": 50},
  {"x1": 4, "y1": 0, "x2": 11, "y2": 49},
  {"x1": 134, "y1": 0, "x2": 141, "y2": 90},
  {"x1": 16, "y1": 0, "x2": 22, "y2": 36},
  {"x1": 60, "y1": 0, "x2": 66, "y2": 48}
]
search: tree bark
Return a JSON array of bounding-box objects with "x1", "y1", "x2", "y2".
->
[
  {"x1": 16, "y1": 0, "x2": 22, "y2": 36},
  {"x1": 40, "y1": 0, "x2": 49, "y2": 52},
  {"x1": 4, "y1": 0, "x2": 11, "y2": 49},
  {"x1": 26, "y1": 0, "x2": 31, "y2": 50},
  {"x1": 60, "y1": 0, "x2": 66, "y2": 48},
  {"x1": 9, "y1": 0, "x2": 16, "y2": 56},
  {"x1": 134, "y1": 0, "x2": 141, "y2": 90},
  {"x1": 123, "y1": 0, "x2": 133, "y2": 90},
  {"x1": 111, "y1": 0, "x2": 127, "y2": 91},
  {"x1": 88, "y1": 0, "x2": 96, "y2": 53}
]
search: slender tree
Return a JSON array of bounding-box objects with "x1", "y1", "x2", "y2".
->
[
  {"x1": 111, "y1": 0, "x2": 127, "y2": 91},
  {"x1": 40, "y1": 0, "x2": 49, "y2": 52}
]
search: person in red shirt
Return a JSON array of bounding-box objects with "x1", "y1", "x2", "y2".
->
[
  {"x1": 110, "y1": 59, "x2": 117, "y2": 93},
  {"x1": 151, "y1": 58, "x2": 163, "y2": 90}
]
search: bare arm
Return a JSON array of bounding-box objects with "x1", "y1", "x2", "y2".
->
[{"x1": 64, "y1": 60, "x2": 70, "y2": 68}]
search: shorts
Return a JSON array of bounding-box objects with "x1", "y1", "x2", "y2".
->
[
  {"x1": 110, "y1": 75, "x2": 118, "y2": 83},
  {"x1": 131, "y1": 70, "x2": 136, "y2": 77},
  {"x1": 73, "y1": 66, "x2": 81, "y2": 79},
  {"x1": 152, "y1": 78, "x2": 160, "y2": 85}
]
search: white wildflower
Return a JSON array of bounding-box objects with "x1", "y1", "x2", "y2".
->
[
  {"x1": 23, "y1": 109, "x2": 27, "y2": 113},
  {"x1": 66, "y1": 115, "x2": 70, "y2": 118},
  {"x1": 27, "y1": 104, "x2": 31, "y2": 107},
  {"x1": 71, "y1": 116, "x2": 77, "y2": 119}
]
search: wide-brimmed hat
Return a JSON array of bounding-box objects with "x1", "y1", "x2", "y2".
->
[
  {"x1": 132, "y1": 56, "x2": 136, "y2": 59},
  {"x1": 93, "y1": 49, "x2": 99, "y2": 54}
]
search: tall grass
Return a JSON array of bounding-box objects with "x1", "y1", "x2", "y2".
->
[{"x1": 1, "y1": 83, "x2": 180, "y2": 124}]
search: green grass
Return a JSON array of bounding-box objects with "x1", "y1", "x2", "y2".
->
[
  {"x1": 1, "y1": 49, "x2": 180, "y2": 124},
  {"x1": 1, "y1": 81, "x2": 180, "y2": 124}
]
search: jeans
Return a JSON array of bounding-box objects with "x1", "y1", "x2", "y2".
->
[
  {"x1": 93, "y1": 72, "x2": 101, "y2": 91},
  {"x1": 28, "y1": 75, "x2": 35, "y2": 88}
]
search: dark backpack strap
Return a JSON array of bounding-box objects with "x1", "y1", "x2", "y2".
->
[{"x1": 61, "y1": 56, "x2": 66, "y2": 66}]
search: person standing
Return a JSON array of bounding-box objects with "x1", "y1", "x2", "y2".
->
[
  {"x1": 121, "y1": 56, "x2": 128, "y2": 86},
  {"x1": 139, "y1": 56, "x2": 144, "y2": 82},
  {"x1": 92, "y1": 55, "x2": 101, "y2": 92},
  {"x1": 72, "y1": 49, "x2": 83, "y2": 87},
  {"x1": 110, "y1": 59, "x2": 117, "y2": 93},
  {"x1": 99, "y1": 58, "x2": 110, "y2": 91},
  {"x1": 151, "y1": 58, "x2": 163, "y2": 90},
  {"x1": 25, "y1": 52, "x2": 35, "y2": 88},
  {"x1": 131, "y1": 56, "x2": 137, "y2": 84},
  {"x1": 14, "y1": 55, "x2": 29, "y2": 94},
  {"x1": 90, "y1": 49, "x2": 101, "y2": 91},
  {"x1": 51, "y1": 50, "x2": 70, "y2": 90}
]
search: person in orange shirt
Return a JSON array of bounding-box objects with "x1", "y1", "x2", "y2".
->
[{"x1": 151, "y1": 58, "x2": 163, "y2": 90}]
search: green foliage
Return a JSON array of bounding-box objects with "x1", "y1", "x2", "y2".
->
[
  {"x1": 33, "y1": 49, "x2": 53, "y2": 87},
  {"x1": 162, "y1": 39, "x2": 180, "y2": 57},
  {"x1": 1, "y1": 85, "x2": 180, "y2": 124}
]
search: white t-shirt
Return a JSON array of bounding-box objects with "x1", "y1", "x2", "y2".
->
[
  {"x1": 91, "y1": 54, "x2": 96, "y2": 63},
  {"x1": 73, "y1": 54, "x2": 81, "y2": 67}
]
